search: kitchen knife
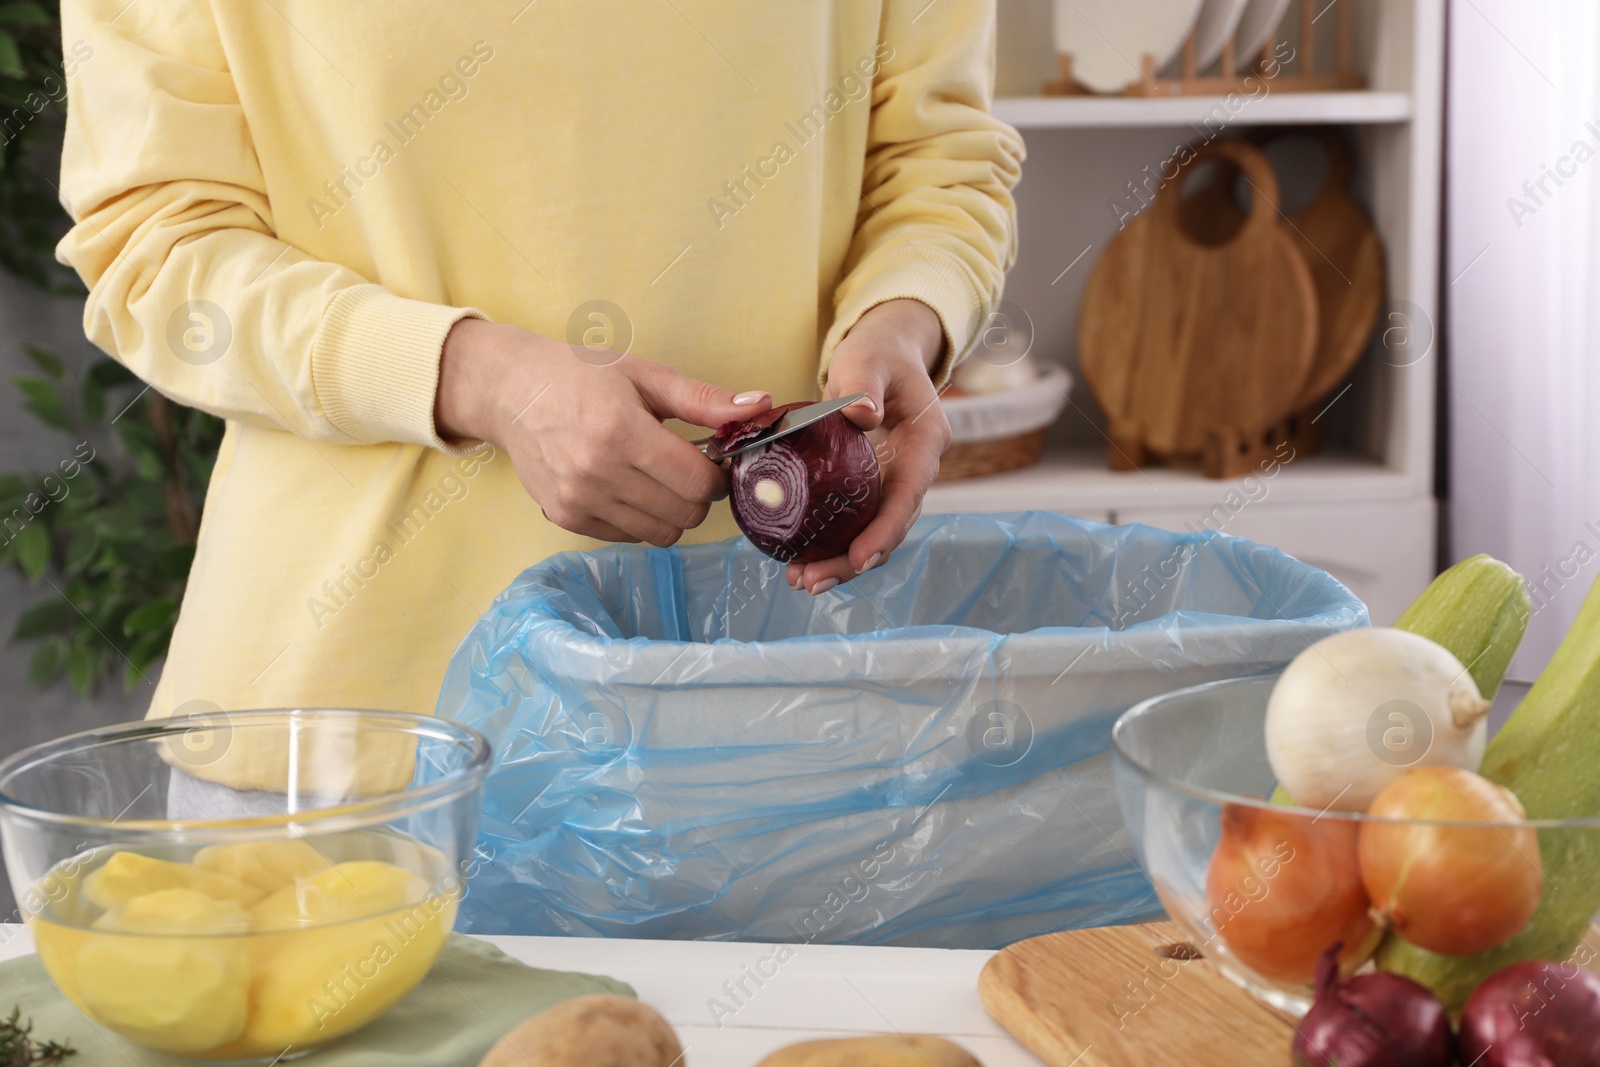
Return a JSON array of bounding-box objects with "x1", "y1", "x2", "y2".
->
[{"x1": 694, "y1": 393, "x2": 867, "y2": 464}]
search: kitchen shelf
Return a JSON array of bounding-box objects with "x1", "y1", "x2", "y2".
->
[
  {"x1": 963, "y1": 0, "x2": 1443, "y2": 620},
  {"x1": 992, "y1": 90, "x2": 1412, "y2": 130},
  {"x1": 923, "y1": 442, "x2": 1419, "y2": 518}
]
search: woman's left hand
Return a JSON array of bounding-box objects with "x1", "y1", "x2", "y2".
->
[{"x1": 786, "y1": 298, "x2": 952, "y2": 595}]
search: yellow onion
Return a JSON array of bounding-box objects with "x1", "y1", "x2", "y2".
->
[
  {"x1": 1359, "y1": 766, "x2": 1542, "y2": 957},
  {"x1": 1206, "y1": 805, "x2": 1380, "y2": 984}
]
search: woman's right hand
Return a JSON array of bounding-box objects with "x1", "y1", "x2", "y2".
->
[{"x1": 436, "y1": 318, "x2": 770, "y2": 547}]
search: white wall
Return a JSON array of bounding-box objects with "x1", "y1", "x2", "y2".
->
[{"x1": 1446, "y1": 0, "x2": 1600, "y2": 679}]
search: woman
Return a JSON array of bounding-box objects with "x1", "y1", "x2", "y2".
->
[{"x1": 57, "y1": 0, "x2": 1023, "y2": 724}]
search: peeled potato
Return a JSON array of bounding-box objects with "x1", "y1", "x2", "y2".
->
[
  {"x1": 74, "y1": 888, "x2": 253, "y2": 1054},
  {"x1": 83, "y1": 851, "x2": 264, "y2": 910},
  {"x1": 249, "y1": 859, "x2": 431, "y2": 931},
  {"x1": 91, "y1": 886, "x2": 252, "y2": 936},
  {"x1": 756, "y1": 1035, "x2": 983, "y2": 1067},
  {"x1": 478, "y1": 995, "x2": 681, "y2": 1067},
  {"x1": 30, "y1": 919, "x2": 88, "y2": 1005},
  {"x1": 244, "y1": 885, "x2": 455, "y2": 1049},
  {"x1": 193, "y1": 839, "x2": 333, "y2": 894}
]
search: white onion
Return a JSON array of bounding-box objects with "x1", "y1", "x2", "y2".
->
[{"x1": 1264, "y1": 628, "x2": 1490, "y2": 811}]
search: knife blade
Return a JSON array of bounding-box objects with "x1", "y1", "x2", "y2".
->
[{"x1": 695, "y1": 393, "x2": 867, "y2": 464}]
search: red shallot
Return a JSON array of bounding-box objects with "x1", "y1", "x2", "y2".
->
[{"x1": 1292, "y1": 943, "x2": 1454, "y2": 1067}]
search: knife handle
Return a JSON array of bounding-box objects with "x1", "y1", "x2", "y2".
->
[{"x1": 692, "y1": 437, "x2": 728, "y2": 465}]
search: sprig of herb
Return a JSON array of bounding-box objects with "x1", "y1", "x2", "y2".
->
[{"x1": 0, "y1": 1007, "x2": 74, "y2": 1064}]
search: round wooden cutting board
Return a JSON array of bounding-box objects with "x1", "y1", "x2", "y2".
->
[
  {"x1": 1184, "y1": 129, "x2": 1385, "y2": 410},
  {"x1": 1078, "y1": 138, "x2": 1316, "y2": 463},
  {"x1": 1279, "y1": 131, "x2": 1385, "y2": 408}
]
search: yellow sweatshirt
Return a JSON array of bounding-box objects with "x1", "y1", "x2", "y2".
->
[{"x1": 57, "y1": 0, "x2": 1023, "y2": 727}]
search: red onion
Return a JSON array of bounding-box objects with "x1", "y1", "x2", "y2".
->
[
  {"x1": 1292, "y1": 944, "x2": 1454, "y2": 1067},
  {"x1": 714, "y1": 401, "x2": 880, "y2": 564},
  {"x1": 1459, "y1": 960, "x2": 1600, "y2": 1067}
]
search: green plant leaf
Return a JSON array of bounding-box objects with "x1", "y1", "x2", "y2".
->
[
  {"x1": 12, "y1": 596, "x2": 74, "y2": 639},
  {"x1": 13, "y1": 374, "x2": 70, "y2": 431},
  {"x1": 0, "y1": 472, "x2": 27, "y2": 507},
  {"x1": 80, "y1": 371, "x2": 104, "y2": 422},
  {"x1": 122, "y1": 596, "x2": 174, "y2": 635},
  {"x1": 156, "y1": 543, "x2": 195, "y2": 579},
  {"x1": 129, "y1": 627, "x2": 167, "y2": 661},
  {"x1": 87, "y1": 357, "x2": 138, "y2": 390},
  {"x1": 27, "y1": 639, "x2": 61, "y2": 687},
  {"x1": 0, "y1": 30, "x2": 24, "y2": 79},
  {"x1": 60, "y1": 482, "x2": 99, "y2": 512},
  {"x1": 23, "y1": 343, "x2": 62, "y2": 379},
  {"x1": 0, "y1": 1, "x2": 52, "y2": 24},
  {"x1": 13, "y1": 375, "x2": 72, "y2": 428},
  {"x1": 62, "y1": 527, "x2": 97, "y2": 573},
  {"x1": 13, "y1": 519, "x2": 48, "y2": 579},
  {"x1": 65, "y1": 642, "x2": 92, "y2": 696},
  {"x1": 134, "y1": 447, "x2": 164, "y2": 481},
  {"x1": 125, "y1": 630, "x2": 166, "y2": 689}
]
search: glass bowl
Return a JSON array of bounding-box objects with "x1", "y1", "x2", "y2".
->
[
  {"x1": 0, "y1": 709, "x2": 490, "y2": 1063},
  {"x1": 1111, "y1": 675, "x2": 1600, "y2": 1014}
]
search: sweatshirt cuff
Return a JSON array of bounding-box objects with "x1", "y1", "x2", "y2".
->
[
  {"x1": 312, "y1": 284, "x2": 486, "y2": 453},
  {"x1": 818, "y1": 245, "x2": 987, "y2": 391}
]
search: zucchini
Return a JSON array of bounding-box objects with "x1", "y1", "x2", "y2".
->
[
  {"x1": 1394, "y1": 553, "x2": 1530, "y2": 701},
  {"x1": 1378, "y1": 569, "x2": 1600, "y2": 1007}
]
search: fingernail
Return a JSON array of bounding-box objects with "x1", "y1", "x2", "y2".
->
[
  {"x1": 846, "y1": 396, "x2": 879, "y2": 414},
  {"x1": 810, "y1": 577, "x2": 839, "y2": 595},
  {"x1": 859, "y1": 553, "x2": 882, "y2": 574},
  {"x1": 733, "y1": 391, "x2": 770, "y2": 406}
]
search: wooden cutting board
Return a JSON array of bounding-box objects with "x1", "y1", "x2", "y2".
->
[
  {"x1": 979, "y1": 921, "x2": 1294, "y2": 1066},
  {"x1": 1282, "y1": 130, "x2": 1384, "y2": 409},
  {"x1": 981, "y1": 921, "x2": 1600, "y2": 1067},
  {"x1": 1184, "y1": 129, "x2": 1384, "y2": 410},
  {"x1": 1078, "y1": 137, "x2": 1316, "y2": 467}
]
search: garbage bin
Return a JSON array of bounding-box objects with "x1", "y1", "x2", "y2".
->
[{"x1": 436, "y1": 511, "x2": 1366, "y2": 947}]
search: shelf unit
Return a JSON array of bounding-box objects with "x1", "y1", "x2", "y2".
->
[
  {"x1": 923, "y1": 0, "x2": 1444, "y2": 625},
  {"x1": 991, "y1": 90, "x2": 1413, "y2": 129}
]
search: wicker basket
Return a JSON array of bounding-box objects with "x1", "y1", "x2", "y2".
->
[
  {"x1": 935, "y1": 365, "x2": 1071, "y2": 483},
  {"x1": 937, "y1": 428, "x2": 1050, "y2": 482}
]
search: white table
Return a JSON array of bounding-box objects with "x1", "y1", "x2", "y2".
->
[{"x1": 0, "y1": 925, "x2": 1045, "y2": 1066}]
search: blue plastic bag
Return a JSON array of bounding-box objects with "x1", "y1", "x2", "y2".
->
[{"x1": 437, "y1": 512, "x2": 1366, "y2": 947}]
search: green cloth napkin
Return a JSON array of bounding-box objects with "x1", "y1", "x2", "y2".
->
[{"x1": 0, "y1": 933, "x2": 633, "y2": 1065}]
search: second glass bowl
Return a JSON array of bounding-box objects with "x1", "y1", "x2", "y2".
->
[{"x1": 1111, "y1": 675, "x2": 1600, "y2": 1014}]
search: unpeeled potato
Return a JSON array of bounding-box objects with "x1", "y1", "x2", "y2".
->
[
  {"x1": 756, "y1": 1035, "x2": 983, "y2": 1067},
  {"x1": 478, "y1": 995, "x2": 681, "y2": 1067}
]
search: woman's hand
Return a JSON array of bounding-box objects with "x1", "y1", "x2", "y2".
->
[
  {"x1": 436, "y1": 319, "x2": 770, "y2": 547},
  {"x1": 786, "y1": 298, "x2": 951, "y2": 594}
]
